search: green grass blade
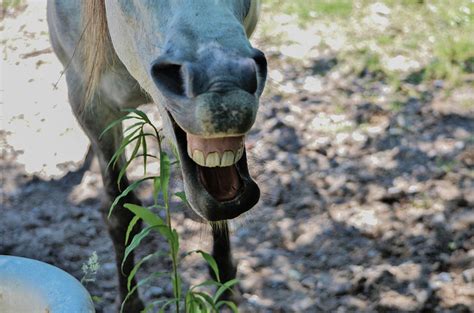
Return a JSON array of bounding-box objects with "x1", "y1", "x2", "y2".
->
[
  {"x1": 124, "y1": 203, "x2": 165, "y2": 228},
  {"x1": 120, "y1": 271, "x2": 169, "y2": 313},
  {"x1": 171, "y1": 229, "x2": 180, "y2": 258},
  {"x1": 160, "y1": 152, "x2": 171, "y2": 207},
  {"x1": 192, "y1": 292, "x2": 216, "y2": 310},
  {"x1": 100, "y1": 115, "x2": 139, "y2": 139},
  {"x1": 121, "y1": 226, "x2": 152, "y2": 273},
  {"x1": 123, "y1": 121, "x2": 145, "y2": 135},
  {"x1": 117, "y1": 129, "x2": 143, "y2": 189},
  {"x1": 185, "y1": 292, "x2": 194, "y2": 312},
  {"x1": 108, "y1": 177, "x2": 154, "y2": 218},
  {"x1": 121, "y1": 108, "x2": 152, "y2": 124},
  {"x1": 189, "y1": 293, "x2": 208, "y2": 312},
  {"x1": 109, "y1": 132, "x2": 155, "y2": 170},
  {"x1": 141, "y1": 299, "x2": 173, "y2": 313},
  {"x1": 213, "y1": 278, "x2": 239, "y2": 303},
  {"x1": 142, "y1": 129, "x2": 148, "y2": 174},
  {"x1": 153, "y1": 176, "x2": 161, "y2": 205},
  {"x1": 124, "y1": 215, "x2": 140, "y2": 245},
  {"x1": 127, "y1": 251, "x2": 166, "y2": 292},
  {"x1": 107, "y1": 127, "x2": 142, "y2": 170},
  {"x1": 190, "y1": 280, "x2": 221, "y2": 291},
  {"x1": 174, "y1": 191, "x2": 189, "y2": 206},
  {"x1": 169, "y1": 142, "x2": 180, "y2": 164},
  {"x1": 135, "y1": 153, "x2": 157, "y2": 160},
  {"x1": 158, "y1": 299, "x2": 179, "y2": 313},
  {"x1": 193, "y1": 250, "x2": 220, "y2": 283},
  {"x1": 121, "y1": 224, "x2": 171, "y2": 274},
  {"x1": 216, "y1": 300, "x2": 238, "y2": 312}
]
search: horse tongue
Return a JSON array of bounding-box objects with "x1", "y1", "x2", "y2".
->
[{"x1": 198, "y1": 165, "x2": 241, "y2": 201}]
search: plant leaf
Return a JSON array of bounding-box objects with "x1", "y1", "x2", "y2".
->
[
  {"x1": 153, "y1": 176, "x2": 161, "y2": 205},
  {"x1": 192, "y1": 291, "x2": 216, "y2": 310},
  {"x1": 124, "y1": 204, "x2": 173, "y2": 240},
  {"x1": 192, "y1": 250, "x2": 220, "y2": 283},
  {"x1": 190, "y1": 279, "x2": 221, "y2": 291},
  {"x1": 158, "y1": 299, "x2": 179, "y2": 313},
  {"x1": 124, "y1": 203, "x2": 164, "y2": 227},
  {"x1": 174, "y1": 191, "x2": 189, "y2": 206},
  {"x1": 108, "y1": 177, "x2": 154, "y2": 218},
  {"x1": 189, "y1": 293, "x2": 208, "y2": 312},
  {"x1": 123, "y1": 121, "x2": 145, "y2": 135},
  {"x1": 160, "y1": 152, "x2": 171, "y2": 207},
  {"x1": 121, "y1": 226, "x2": 152, "y2": 273},
  {"x1": 125, "y1": 215, "x2": 140, "y2": 245},
  {"x1": 122, "y1": 108, "x2": 152, "y2": 124},
  {"x1": 213, "y1": 278, "x2": 239, "y2": 303},
  {"x1": 127, "y1": 251, "x2": 165, "y2": 292},
  {"x1": 117, "y1": 129, "x2": 143, "y2": 189},
  {"x1": 100, "y1": 115, "x2": 139, "y2": 139},
  {"x1": 171, "y1": 229, "x2": 180, "y2": 258},
  {"x1": 142, "y1": 129, "x2": 148, "y2": 175},
  {"x1": 107, "y1": 126, "x2": 141, "y2": 170},
  {"x1": 120, "y1": 271, "x2": 169, "y2": 313},
  {"x1": 141, "y1": 299, "x2": 172, "y2": 313},
  {"x1": 216, "y1": 300, "x2": 238, "y2": 312},
  {"x1": 122, "y1": 224, "x2": 170, "y2": 274}
]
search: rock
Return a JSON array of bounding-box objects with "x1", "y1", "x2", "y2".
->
[
  {"x1": 434, "y1": 180, "x2": 461, "y2": 201},
  {"x1": 271, "y1": 125, "x2": 302, "y2": 152},
  {"x1": 430, "y1": 272, "x2": 452, "y2": 290},
  {"x1": 301, "y1": 276, "x2": 317, "y2": 289},
  {"x1": 461, "y1": 268, "x2": 474, "y2": 284},
  {"x1": 378, "y1": 290, "x2": 419, "y2": 311}
]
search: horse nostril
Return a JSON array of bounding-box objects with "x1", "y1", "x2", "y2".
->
[
  {"x1": 242, "y1": 59, "x2": 258, "y2": 95},
  {"x1": 252, "y1": 49, "x2": 267, "y2": 75},
  {"x1": 150, "y1": 61, "x2": 185, "y2": 97},
  {"x1": 251, "y1": 49, "x2": 268, "y2": 95}
]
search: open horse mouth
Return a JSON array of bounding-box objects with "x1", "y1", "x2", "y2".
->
[
  {"x1": 187, "y1": 133, "x2": 243, "y2": 201},
  {"x1": 170, "y1": 115, "x2": 260, "y2": 221}
]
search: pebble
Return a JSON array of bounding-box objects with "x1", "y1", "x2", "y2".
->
[{"x1": 462, "y1": 269, "x2": 474, "y2": 283}]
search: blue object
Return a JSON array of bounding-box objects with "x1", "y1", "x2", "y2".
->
[{"x1": 0, "y1": 255, "x2": 95, "y2": 313}]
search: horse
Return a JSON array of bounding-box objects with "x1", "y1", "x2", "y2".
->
[{"x1": 47, "y1": 0, "x2": 267, "y2": 311}]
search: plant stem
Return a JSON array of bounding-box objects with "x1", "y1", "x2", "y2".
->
[{"x1": 164, "y1": 189, "x2": 180, "y2": 313}]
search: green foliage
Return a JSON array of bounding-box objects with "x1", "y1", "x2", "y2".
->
[
  {"x1": 104, "y1": 109, "x2": 238, "y2": 313},
  {"x1": 266, "y1": 0, "x2": 352, "y2": 22},
  {"x1": 80, "y1": 251, "x2": 100, "y2": 285},
  {"x1": 264, "y1": 0, "x2": 474, "y2": 86},
  {"x1": 2, "y1": 0, "x2": 24, "y2": 10}
]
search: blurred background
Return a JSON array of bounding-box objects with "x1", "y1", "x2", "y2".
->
[{"x1": 1, "y1": 0, "x2": 473, "y2": 312}]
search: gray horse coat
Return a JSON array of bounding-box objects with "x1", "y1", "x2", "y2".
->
[{"x1": 47, "y1": 0, "x2": 267, "y2": 311}]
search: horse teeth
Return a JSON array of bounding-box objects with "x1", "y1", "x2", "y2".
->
[
  {"x1": 235, "y1": 147, "x2": 244, "y2": 163},
  {"x1": 192, "y1": 150, "x2": 206, "y2": 166},
  {"x1": 206, "y1": 152, "x2": 220, "y2": 167},
  {"x1": 221, "y1": 151, "x2": 235, "y2": 167}
]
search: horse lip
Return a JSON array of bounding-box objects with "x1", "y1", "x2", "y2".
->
[{"x1": 169, "y1": 111, "x2": 259, "y2": 221}]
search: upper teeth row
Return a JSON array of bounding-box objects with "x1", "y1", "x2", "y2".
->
[{"x1": 189, "y1": 148, "x2": 244, "y2": 167}]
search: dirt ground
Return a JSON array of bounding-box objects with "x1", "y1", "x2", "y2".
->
[{"x1": 1, "y1": 2, "x2": 473, "y2": 313}]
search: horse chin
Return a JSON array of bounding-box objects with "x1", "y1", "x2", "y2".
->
[{"x1": 168, "y1": 112, "x2": 260, "y2": 222}]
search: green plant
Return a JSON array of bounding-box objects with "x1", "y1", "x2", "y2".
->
[
  {"x1": 80, "y1": 251, "x2": 100, "y2": 285},
  {"x1": 104, "y1": 109, "x2": 238, "y2": 313},
  {"x1": 2, "y1": 0, "x2": 24, "y2": 10},
  {"x1": 266, "y1": 0, "x2": 352, "y2": 22},
  {"x1": 81, "y1": 251, "x2": 104, "y2": 304}
]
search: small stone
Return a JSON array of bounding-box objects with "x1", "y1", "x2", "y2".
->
[
  {"x1": 288, "y1": 269, "x2": 302, "y2": 280},
  {"x1": 301, "y1": 276, "x2": 317, "y2": 289},
  {"x1": 462, "y1": 268, "x2": 474, "y2": 283}
]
